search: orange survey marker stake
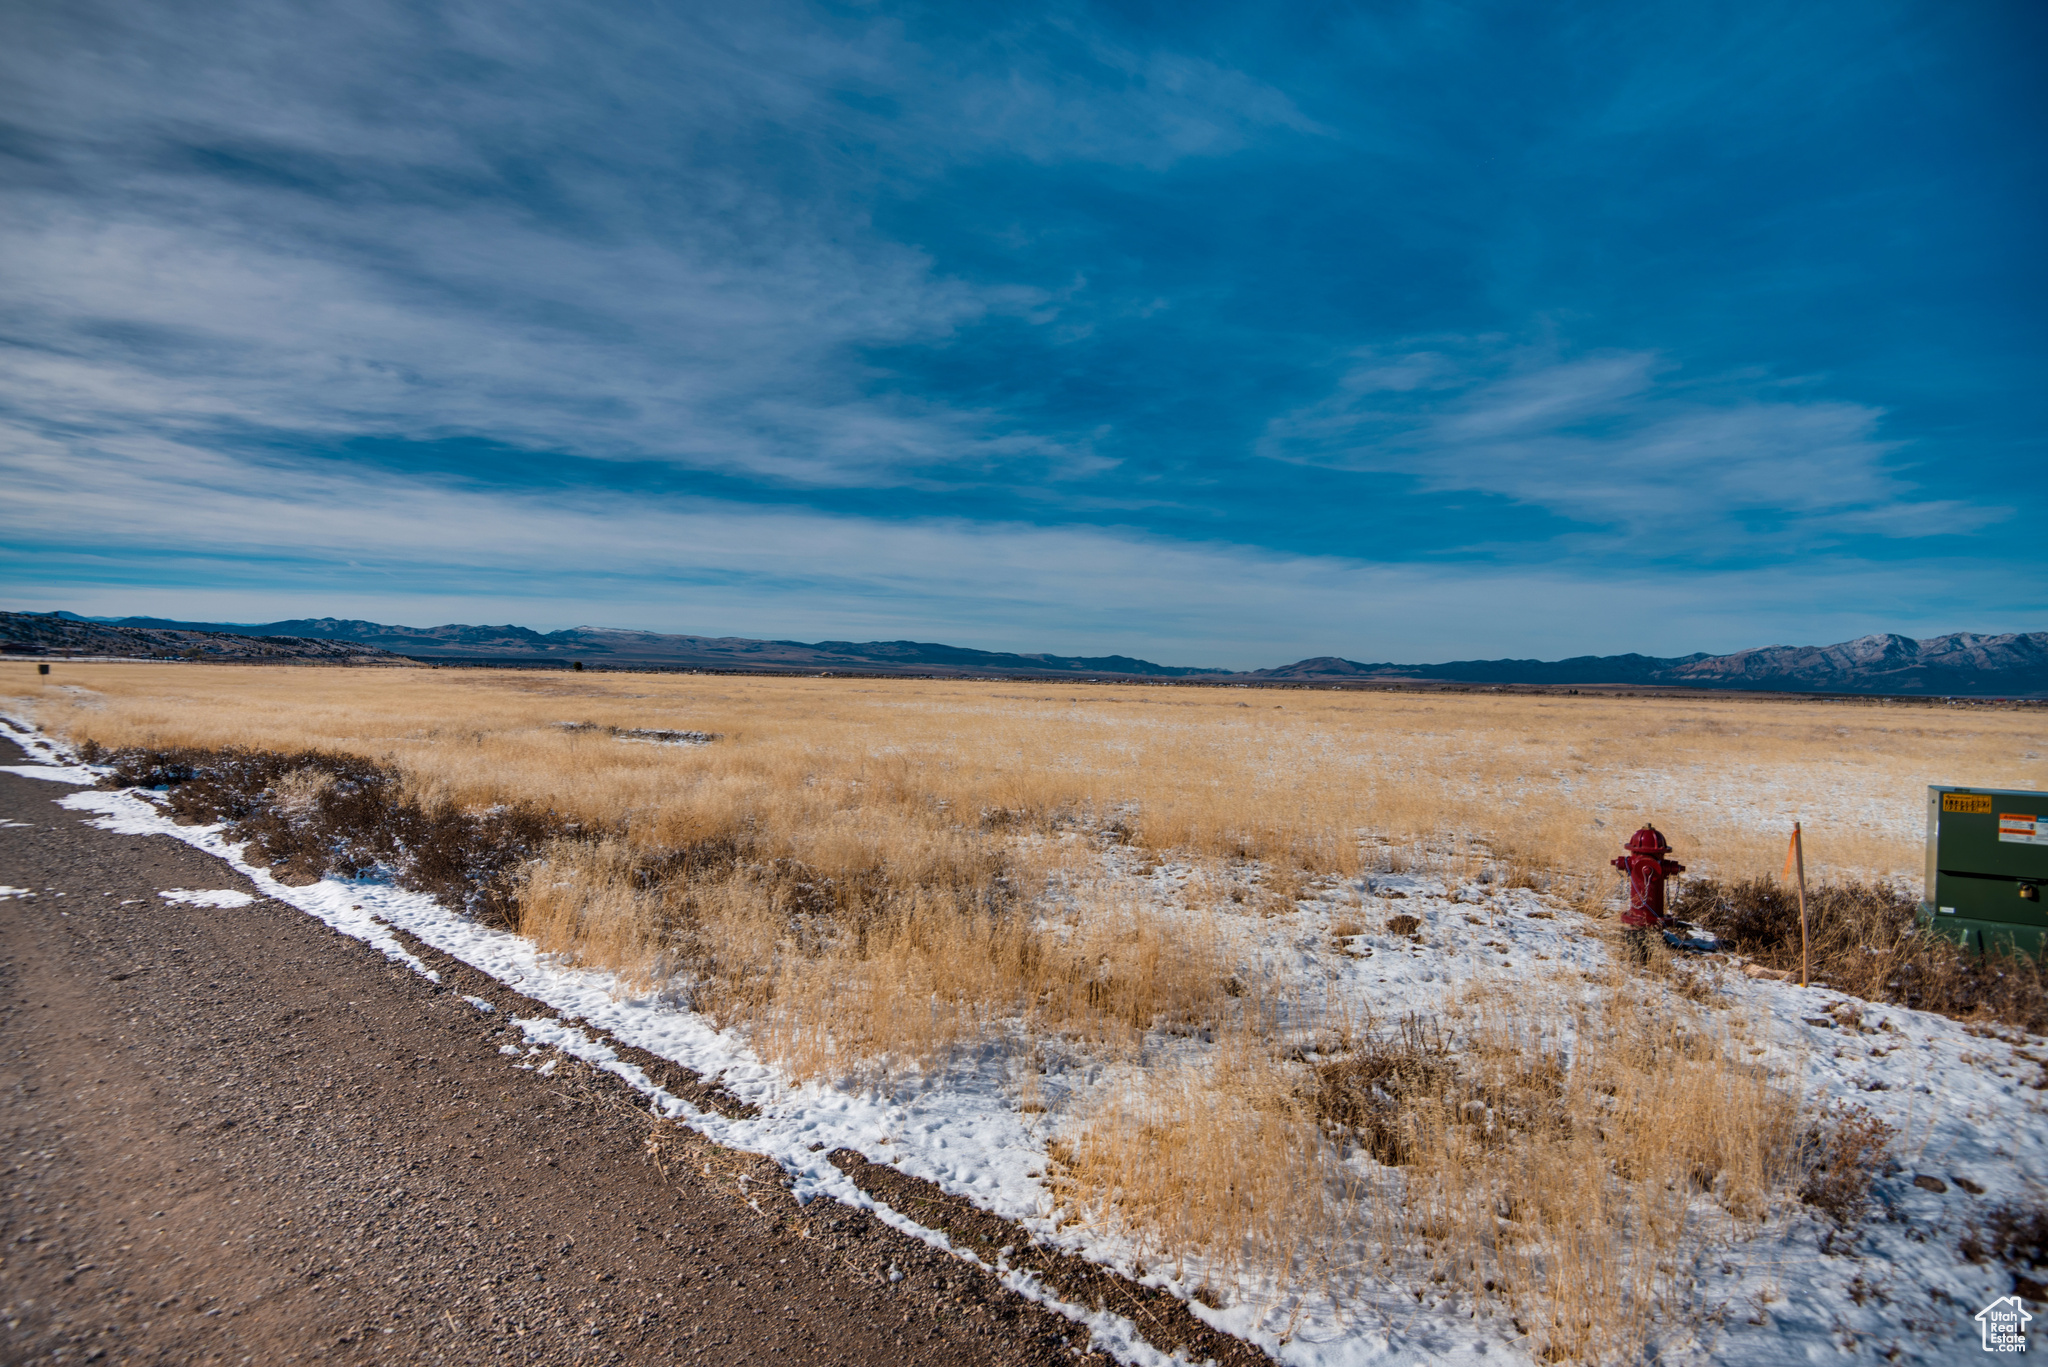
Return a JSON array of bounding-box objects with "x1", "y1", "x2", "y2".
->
[{"x1": 1785, "y1": 823, "x2": 1810, "y2": 987}]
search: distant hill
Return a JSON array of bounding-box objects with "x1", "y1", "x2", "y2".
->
[
  {"x1": 11, "y1": 614, "x2": 2044, "y2": 695},
  {"x1": 94, "y1": 617, "x2": 1230, "y2": 677},
  {"x1": 1665, "y1": 632, "x2": 2048, "y2": 695},
  {"x1": 1283, "y1": 632, "x2": 2047, "y2": 696},
  {"x1": 0, "y1": 612, "x2": 408, "y2": 664}
]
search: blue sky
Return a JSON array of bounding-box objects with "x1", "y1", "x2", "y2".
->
[{"x1": 2, "y1": 0, "x2": 2042, "y2": 666}]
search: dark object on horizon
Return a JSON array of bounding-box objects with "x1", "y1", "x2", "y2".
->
[{"x1": 572, "y1": 660, "x2": 584, "y2": 671}]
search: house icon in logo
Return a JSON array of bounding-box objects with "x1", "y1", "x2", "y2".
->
[{"x1": 1977, "y1": 1295, "x2": 2032, "y2": 1352}]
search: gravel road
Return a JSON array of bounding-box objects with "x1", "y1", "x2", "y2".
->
[{"x1": 0, "y1": 743, "x2": 1113, "y2": 1366}]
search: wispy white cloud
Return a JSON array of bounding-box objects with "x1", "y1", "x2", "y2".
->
[
  {"x1": 1, "y1": 420, "x2": 2012, "y2": 664},
  {"x1": 0, "y1": 0, "x2": 1320, "y2": 492},
  {"x1": 931, "y1": 28, "x2": 1333, "y2": 169},
  {"x1": 1258, "y1": 339, "x2": 2007, "y2": 547}
]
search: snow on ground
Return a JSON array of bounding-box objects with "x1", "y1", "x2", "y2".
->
[
  {"x1": 3, "y1": 762, "x2": 102, "y2": 784},
  {"x1": 1590, "y1": 761, "x2": 1932, "y2": 849},
  {"x1": 1, "y1": 713, "x2": 2038, "y2": 1364},
  {"x1": 157, "y1": 888, "x2": 256, "y2": 908}
]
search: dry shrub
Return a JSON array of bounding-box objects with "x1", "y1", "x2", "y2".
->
[
  {"x1": 525, "y1": 821, "x2": 1034, "y2": 1074},
  {"x1": 1673, "y1": 877, "x2": 2048, "y2": 1031},
  {"x1": 1311, "y1": 1014, "x2": 1455, "y2": 1166},
  {"x1": 519, "y1": 828, "x2": 1231, "y2": 1080},
  {"x1": 88, "y1": 743, "x2": 563, "y2": 921},
  {"x1": 271, "y1": 765, "x2": 335, "y2": 814},
  {"x1": 696, "y1": 878, "x2": 1028, "y2": 1076},
  {"x1": 710, "y1": 888, "x2": 1233, "y2": 1079},
  {"x1": 1962, "y1": 1201, "x2": 2048, "y2": 1298},
  {"x1": 1797, "y1": 1105, "x2": 1896, "y2": 1232}
]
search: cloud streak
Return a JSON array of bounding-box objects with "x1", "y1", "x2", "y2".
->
[
  {"x1": 3, "y1": 420, "x2": 2019, "y2": 664},
  {"x1": 0, "y1": 0, "x2": 1321, "y2": 490},
  {"x1": 1259, "y1": 340, "x2": 2006, "y2": 552}
]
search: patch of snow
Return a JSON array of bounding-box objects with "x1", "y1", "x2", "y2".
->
[
  {"x1": 1, "y1": 764, "x2": 98, "y2": 784},
  {"x1": 616, "y1": 731, "x2": 718, "y2": 747},
  {"x1": 158, "y1": 888, "x2": 256, "y2": 908},
  {"x1": 0, "y1": 720, "x2": 93, "y2": 771},
  {"x1": 0, "y1": 886, "x2": 30, "y2": 899}
]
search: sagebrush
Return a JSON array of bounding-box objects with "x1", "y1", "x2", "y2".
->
[{"x1": 1672, "y1": 876, "x2": 2047, "y2": 1032}]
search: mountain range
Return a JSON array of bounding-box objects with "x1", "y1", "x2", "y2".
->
[
  {"x1": 0, "y1": 612, "x2": 406, "y2": 664},
  {"x1": 5, "y1": 613, "x2": 2044, "y2": 696}
]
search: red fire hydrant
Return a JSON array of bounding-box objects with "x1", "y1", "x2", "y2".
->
[{"x1": 1612, "y1": 825, "x2": 1684, "y2": 962}]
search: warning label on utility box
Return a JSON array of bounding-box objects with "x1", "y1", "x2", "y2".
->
[
  {"x1": 1943, "y1": 793, "x2": 1994, "y2": 813},
  {"x1": 1999, "y1": 814, "x2": 2044, "y2": 844}
]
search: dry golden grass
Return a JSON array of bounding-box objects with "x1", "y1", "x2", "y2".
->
[
  {"x1": 12, "y1": 662, "x2": 2038, "y2": 883},
  {"x1": 1399, "y1": 981, "x2": 1807, "y2": 1361},
  {"x1": 1050, "y1": 1038, "x2": 1345, "y2": 1301}
]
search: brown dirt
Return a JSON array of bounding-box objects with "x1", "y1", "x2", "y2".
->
[{"x1": 0, "y1": 746, "x2": 1131, "y2": 1366}]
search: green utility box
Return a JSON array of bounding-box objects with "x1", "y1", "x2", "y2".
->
[{"x1": 1921, "y1": 786, "x2": 2048, "y2": 957}]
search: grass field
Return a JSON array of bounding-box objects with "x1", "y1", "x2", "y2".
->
[
  {"x1": 14, "y1": 661, "x2": 2037, "y2": 879},
  {"x1": 9, "y1": 661, "x2": 2043, "y2": 1360},
  {"x1": 18, "y1": 661, "x2": 2036, "y2": 1036}
]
